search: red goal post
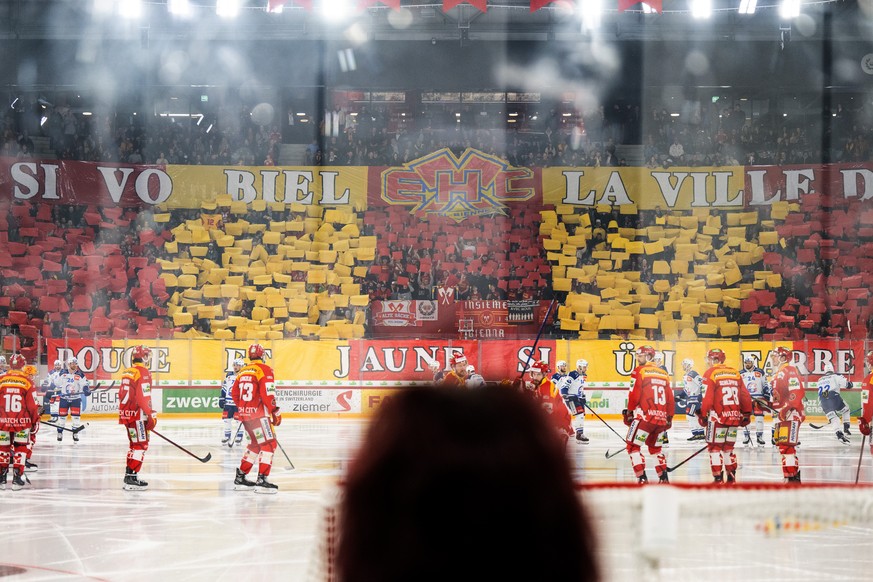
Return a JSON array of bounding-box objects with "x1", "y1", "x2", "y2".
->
[{"x1": 306, "y1": 482, "x2": 873, "y2": 581}]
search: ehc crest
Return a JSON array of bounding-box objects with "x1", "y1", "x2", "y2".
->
[{"x1": 381, "y1": 148, "x2": 535, "y2": 223}]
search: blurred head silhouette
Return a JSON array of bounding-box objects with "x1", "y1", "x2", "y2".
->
[{"x1": 337, "y1": 384, "x2": 600, "y2": 582}]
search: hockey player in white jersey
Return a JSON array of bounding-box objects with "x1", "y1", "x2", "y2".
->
[
  {"x1": 219, "y1": 358, "x2": 245, "y2": 446},
  {"x1": 56, "y1": 358, "x2": 90, "y2": 442},
  {"x1": 740, "y1": 355, "x2": 770, "y2": 447},
  {"x1": 561, "y1": 359, "x2": 590, "y2": 443},
  {"x1": 41, "y1": 359, "x2": 64, "y2": 422},
  {"x1": 654, "y1": 351, "x2": 670, "y2": 446},
  {"x1": 817, "y1": 362, "x2": 852, "y2": 444},
  {"x1": 465, "y1": 365, "x2": 486, "y2": 389},
  {"x1": 680, "y1": 359, "x2": 705, "y2": 441}
]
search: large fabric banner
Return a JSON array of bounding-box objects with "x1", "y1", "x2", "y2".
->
[{"x1": 541, "y1": 163, "x2": 873, "y2": 210}]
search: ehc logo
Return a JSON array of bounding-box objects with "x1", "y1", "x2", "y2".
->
[{"x1": 381, "y1": 148, "x2": 535, "y2": 223}]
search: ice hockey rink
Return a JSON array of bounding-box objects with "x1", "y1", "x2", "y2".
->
[{"x1": 4, "y1": 417, "x2": 873, "y2": 582}]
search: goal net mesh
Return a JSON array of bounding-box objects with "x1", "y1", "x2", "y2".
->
[{"x1": 306, "y1": 483, "x2": 873, "y2": 582}]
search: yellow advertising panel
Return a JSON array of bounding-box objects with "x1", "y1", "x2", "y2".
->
[
  {"x1": 164, "y1": 165, "x2": 369, "y2": 211},
  {"x1": 542, "y1": 166, "x2": 747, "y2": 211}
]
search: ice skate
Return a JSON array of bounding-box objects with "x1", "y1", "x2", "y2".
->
[
  {"x1": 73, "y1": 432, "x2": 79, "y2": 442},
  {"x1": 25, "y1": 460, "x2": 37, "y2": 472},
  {"x1": 756, "y1": 434, "x2": 766, "y2": 447},
  {"x1": 57, "y1": 432, "x2": 63, "y2": 442},
  {"x1": 11, "y1": 469, "x2": 26, "y2": 491},
  {"x1": 836, "y1": 431, "x2": 850, "y2": 444},
  {"x1": 254, "y1": 474, "x2": 278, "y2": 494},
  {"x1": 786, "y1": 471, "x2": 802, "y2": 483},
  {"x1": 637, "y1": 473, "x2": 648, "y2": 484},
  {"x1": 742, "y1": 432, "x2": 752, "y2": 446},
  {"x1": 575, "y1": 431, "x2": 589, "y2": 444},
  {"x1": 0, "y1": 469, "x2": 6, "y2": 490},
  {"x1": 221, "y1": 436, "x2": 230, "y2": 445},
  {"x1": 726, "y1": 470, "x2": 736, "y2": 483},
  {"x1": 844, "y1": 423, "x2": 852, "y2": 436},
  {"x1": 713, "y1": 473, "x2": 724, "y2": 483},
  {"x1": 234, "y1": 468, "x2": 256, "y2": 491},
  {"x1": 658, "y1": 472, "x2": 669, "y2": 484},
  {"x1": 688, "y1": 433, "x2": 705, "y2": 441},
  {"x1": 123, "y1": 470, "x2": 148, "y2": 491}
]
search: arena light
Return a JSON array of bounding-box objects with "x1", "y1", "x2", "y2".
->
[
  {"x1": 168, "y1": 0, "x2": 193, "y2": 17},
  {"x1": 580, "y1": 0, "x2": 602, "y2": 31},
  {"x1": 321, "y1": 0, "x2": 354, "y2": 23},
  {"x1": 780, "y1": 0, "x2": 799, "y2": 18},
  {"x1": 216, "y1": 0, "x2": 240, "y2": 18},
  {"x1": 691, "y1": 0, "x2": 711, "y2": 19},
  {"x1": 738, "y1": 0, "x2": 757, "y2": 14},
  {"x1": 119, "y1": 0, "x2": 143, "y2": 19},
  {"x1": 641, "y1": 3, "x2": 656, "y2": 13}
]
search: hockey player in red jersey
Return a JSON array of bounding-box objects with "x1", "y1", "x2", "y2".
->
[
  {"x1": 231, "y1": 343, "x2": 282, "y2": 494},
  {"x1": 528, "y1": 360, "x2": 573, "y2": 442},
  {"x1": 0, "y1": 354, "x2": 39, "y2": 490},
  {"x1": 769, "y1": 347, "x2": 806, "y2": 483},
  {"x1": 857, "y1": 351, "x2": 873, "y2": 454},
  {"x1": 624, "y1": 345, "x2": 674, "y2": 484},
  {"x1": 119, "y1": 345, "x2": 157, "y2": 491},
  {"x1": 699, "y1": 349, "x2": 753, "y2": 483},
  {"x1": 22, "y1": 364, "x2": 40, "y2": 473},
  {"x1": 441, "y1": 353, "x2": 469, "y2": 388}
]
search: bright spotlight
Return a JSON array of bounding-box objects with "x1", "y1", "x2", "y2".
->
[
  {"x1": 580, "y1": 0, "x2": 602, "y2": 31},
  {"x1": 691, "y1": 0, "x2": 711, "y2": 19},
  {"x1": 216, "y1": 0, "x2": 240, "y2": 18},
  {"x1": 779, "y1": 0, "x2": 799, "y2": 18},
  {"x1": 168, "y1": 0, "x2": 192, "y2": 17},
  {"x1": 119, "y1": 0, "x2": 143, "y2": 19},
  {"x1": 738, "y1": 0, "x2": 757, "y2": 14},
  {"x1": 321, "y1": 0, "x2": 354, "y2": 22}
]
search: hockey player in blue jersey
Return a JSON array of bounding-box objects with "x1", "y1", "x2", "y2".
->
[
  {"x1": 220, "y1": 358, "x2": 245, "y2": 446},
  {"x1": 817, "y1": 362, "x2": 852, "y2": 444},
  {"x1": 558, "y1": 359, "x2": 590, "y2": 443},
  {"x1": 680, "y1": 359, "x2": 705, "y2": 441},
  {"x1": 740, "y1": 355, "x2": 771, "y2": 447}
]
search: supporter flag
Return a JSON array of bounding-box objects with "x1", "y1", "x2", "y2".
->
[
  {"x1": 443, "y1": 0, "x2": 488, "y2": 11},
  {"x1": 438, "y1": 286, "x2": 456, "y2": 305},
  {"x1": 507, "y1": 300, "x2": 538, "y2": 324},
  {"x1": 617, "y1": 0, "x2": 662, "y2": 11}
]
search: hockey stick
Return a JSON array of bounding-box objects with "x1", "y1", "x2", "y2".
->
[
  {"x1": 150, "y1": 429, "x2": 212, "y2": 463},
  {"x1": 666, "y1": 445, "x2": 709, "y2": 473},
  {"x1": 227, "y1": 421, "x2": 244, "y2": 449},
  {"x1": 91, "y1": 380, "x2": 117, "y2": 391},
  {"x1": 516, "y1": 298, "x2": 556, "y2": 382},
  {"x1": 274, "y1": 436, "x2": 295, "y2": 470},
  {"x1": 583, "y1": 403, "x2": 634, "y2": 458},
  {"x1": 808, "y1": 406, "x2": 863, "y2": 430},
  {"x1": 856, "y1": 434, "x2": 866, "y2": 484},
  {"x1": 41, "y1": 420, "x2": 87, "y2": 434}
]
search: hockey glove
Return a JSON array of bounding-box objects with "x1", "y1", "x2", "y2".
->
[
  {"x1": 621, "y1": 409, "x2": 633, "y2": 427},
  {"x1": 860, "y1": 419, "x2": 871, "y2": 436},
  {"x1": 665, "y1": 417, "x2": 673, "y2": 430},
  {"x1": 146, "y1": 413, "x2": 157, "y2": 431},
  {"x1": 218, "y1": 397, "x2": 226, "y2": 409},
  {"x1": 271, "y1": 408, "x2": 282, "y2": 427},
  {"x1": 697, "y1": 415, "x2": 707, "y2": 427},
  {"x1": 83, "y1": 386, "x2": 91, "y2": 396},
  {"x1": 740, "y1": 413, "x2": 752, "y2": 427},
  {"x1": 847, "y1": 381, "x2": 854, "y2": 389}
]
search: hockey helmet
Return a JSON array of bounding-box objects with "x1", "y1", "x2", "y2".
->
[
  {"x1": 775, "y1": 347, "x2": 792, "y2": 362},
  {"x1": 10, "y1": 354, "x2": 26, "y2": 370},
  {"x1": 248, "y1": 343, "x2": 266, "y2": 360},
  {"x1": 821, "y1": 362, "x2": 835, "y2": 375},
  {"x1": 866, "y1": 351, "x2": 873, "y2": 369},
  {"x1": 450, "y1": 353, "x2": 467, "y2": 367},
  {"x1": 635, "y1": 345, "x2": 656, "y2": 361},
  {"x1": 53, "y1": 359, "x2": 63, "y2": 369},
  {"x1": 653, "y1": 351, "x2": 664, "y2": 364},
  {"x1": 429, "y1": 361, "x2": 441, "y2": 373},
  {"x1": 576, "y1": 359, "x2": 588, "y2": 370},
  {"x1": 23, "y1": 365, "x2": 37, "y2": 377},
  {"x1": 0, "y1": 355, "x2": 7, "y2": 366},
  {"x1": 743, "y1": 354, "x2": 756, "y2": 363},
  {"x1": 682, "y1": 358, "x2": 694, "y2": 370},
  {"x1": 466, "y1": 364, "x2": 476, "y2": 374},
  {"x1": 67, "y1": 357, "x2": 79, "y2": 368},
  {"x1": 233, "y1": 358, "x2": 245, "y2": 370},
  {"x1": 707, "y1": 348, "x2": 726, "y2": 364},
  {"x1": 529, "y1": 360, "x2": 549, "y2": 376},
  {"x1": 131, "y1": 345, "x2": 150, "y2": 362}
]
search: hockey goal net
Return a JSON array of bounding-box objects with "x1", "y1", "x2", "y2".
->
[{"x1": 306, "y1": 482, "x2": 873, "y2": 582}]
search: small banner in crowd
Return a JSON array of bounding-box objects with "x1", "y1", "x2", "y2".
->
[{"x1": 507, "y1": 300, "x2": 539, "y2": 324}]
